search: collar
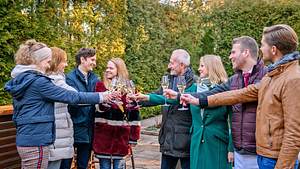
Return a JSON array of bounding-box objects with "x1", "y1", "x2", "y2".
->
[{"x1": 267, "y1": 60, "x2": 299, "y2": 77}]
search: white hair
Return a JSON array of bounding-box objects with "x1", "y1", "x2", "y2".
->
[{"x1": 172, "y1": 49, "x2": 190, "y2": 66}]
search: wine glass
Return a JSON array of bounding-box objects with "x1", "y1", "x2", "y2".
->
[
  {"x1": 177, "y1": 76, "x2": 188, "y2": 110},
  {"x1": 161, "y1": 75, "x2": 169, "y2": 106},
  {"x1": 108, "y1": 78, "x2": 117, "y2": 92},
  {"x1": 128, "y1": 80, "x2": 141, "y2": 107}
]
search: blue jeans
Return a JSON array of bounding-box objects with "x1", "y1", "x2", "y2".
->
[
  {"x1": 161, "y1": 154, "x2": 190, "y2": 169},
  {"x1": 48, "y1": 160, "x2": 62, "y2": 169},
  {"x1": 59, "y1": 143, "x2": 92, "y2": 169},
  {"x1": 99, "y1": 158, "x2": 126, "y2": 169},
  {"x1": 257, "y1": 155, "x2": 299, "y2": 169},
  {"x1": 60, "y1": 158, "x2": 72, "y2": 169}
]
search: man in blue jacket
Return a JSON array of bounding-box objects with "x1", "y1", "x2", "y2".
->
[{"x1": 61, "y1": 48, "x2": 99, "y2": 169}]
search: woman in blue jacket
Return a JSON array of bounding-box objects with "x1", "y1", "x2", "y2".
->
[{"x1": 4, "y1": 39, "x2": 112, "y2": 169}]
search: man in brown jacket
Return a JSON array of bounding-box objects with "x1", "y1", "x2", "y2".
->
[{"x1": 180, "y1": 24, "x2": 300, "y2": 169}]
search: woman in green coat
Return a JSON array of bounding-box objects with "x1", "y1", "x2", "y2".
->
[
  {"x1": 134, "y1": 55, "x2": 233, "y2": 169},
  {"x1": 188, "y1": 55, "x2": 234, "y2": 169}
]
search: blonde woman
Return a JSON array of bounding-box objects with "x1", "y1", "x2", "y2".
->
[
  {"x1": 188, "y1": 55, "x2": 233, "y2": 169},
  {"x1": 134, "y1": 55, "x2": 233, "y2": 169},
  {"x1": 93, "y1": 58, "x2": 141, "y2": 169},
  {"x1": 46, "y1": 47, "x2": 76, "y2": 169},
  {"x1": 4, "y1": 40, "x2": 112, "y2": 168}
]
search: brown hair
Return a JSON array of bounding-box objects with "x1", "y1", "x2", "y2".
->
[
  {"x1": 232, "y1": 36, "x2": 259, "y2": 59},
  {"x1": 200, "y1": 55, "x2": 228, "y2": 84},
  {"x1": 46, "y1": 47, "x2": 67, "y2": 74},
  {"x1": 263, "y1": 24, "x2": 298, "y2": 55},
  {"x1": 15, "y1": 39, "x2": 47, "y2": 65},
  {"x1": 75, "y1": 48, "x2": 96, "y2": 66},
  {"x1": 103, "y1": 58, "x2": 129, "y2": 88}
]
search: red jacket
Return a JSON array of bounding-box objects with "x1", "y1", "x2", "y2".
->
[{"x1": 92, "y1": 82, "x2": 141, "y2": 157}]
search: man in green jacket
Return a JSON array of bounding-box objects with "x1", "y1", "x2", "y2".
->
[{"x1": 142, "y1": 49, "x2": 195, "y2": 169}]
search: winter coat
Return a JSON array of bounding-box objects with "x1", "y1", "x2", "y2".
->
[
  {"x1": 194, "y1": 59, "x2": 267, "y2": 154},
  {"x1": 207, "y1": 52, "x2": 300, "y2": 168},
  {"x1": 148, "y1": 67, "x2": 195, "y2": 157},
  {"x1": 4, "y1": 66, "x2": 101, "y2": 146},
  {"x1": 93, "y1": 82, "x2": 141, "y2": 158},
  {"x1": 149, "y1": 83, "x2": 233, "y2": 169},
  {"x1": 66, "y1": 68, "x2": 99, "y2": 143},
  {"x1": 48, "y1": 73, "x2": 76, "y2": 161}
]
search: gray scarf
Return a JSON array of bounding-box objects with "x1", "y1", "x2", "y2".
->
[{"x1": 267, "y1": 51, "x2": 300, "y2": 72}]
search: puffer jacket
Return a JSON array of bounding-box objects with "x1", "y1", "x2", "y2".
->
[
  {"x1": 229, "y1": 60, "x2": 267, "y2": 153},
  {"x1": 4, "y1": 65, "x2": 101, "y2": 146},
  {"x1": 48, "y1": 73, "x2": 76, "y2": 161},
  {"x1": 207, "y1": 52, "x2": 300, "y2": 169},
  {"x1": 195, "y1": 59, "x2": 267, "y2": 154}
]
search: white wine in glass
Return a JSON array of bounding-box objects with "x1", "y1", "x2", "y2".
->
[
  {"x1": 161, "y1": 76, "x2": 169, "y2": 106},
  {"x1": 177, "y1": 76, "x2": 188, "y2": 110}
]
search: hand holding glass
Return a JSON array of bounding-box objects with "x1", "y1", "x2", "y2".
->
[
  {"x1": 161, "y1": 76, "x2": 170, "y2": 106},
  {"x1": 177, "y1": 76, "x2": 188, "y2": 110}
]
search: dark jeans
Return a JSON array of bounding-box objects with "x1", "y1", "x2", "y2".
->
[
  {"x1": 99, "y1": 158, "x2": 126, "y2": 169},
  {"x1": 161, "y1": 154, "x2": 190, "y2": 169},
  {"x1": 59, "y1": 143, "x2": 92, "y2": 169},
  {"x1": 257, "y1": 155, "x2": 298, "y2": 169}
]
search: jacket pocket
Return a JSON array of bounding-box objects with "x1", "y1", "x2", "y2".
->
[
  {"x1": 268, "y1": 119, "x2": 272, "y2": 147},
  {"x1": 173, "y1": 127, "x2": 191, "y2": 151}
]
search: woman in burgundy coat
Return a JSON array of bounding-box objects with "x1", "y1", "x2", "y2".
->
[{"x1": 93, "y1": 58, "x2": 141, "y2": 169}]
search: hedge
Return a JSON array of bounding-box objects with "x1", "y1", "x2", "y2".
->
[{"x1": 1, "y1": 0, "x2": 300, "y2": 118}]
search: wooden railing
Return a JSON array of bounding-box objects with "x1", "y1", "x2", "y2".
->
[
  {"x1": 0, "y1": 105, "x2": 97, "y2": 169},
  {"x1": 0, "y1": 105, "x2": 21, "y2": 169}
]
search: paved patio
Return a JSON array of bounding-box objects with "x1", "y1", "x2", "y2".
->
[
  {"x1": 93, "y1": 115, "x2": 162, "y2": 169},
  {"x1": 125, "y1": 115, "x2": 161, "y2": 169},
  {"x1": 125, "y1": 134, "x2": 161, "y2": 169}
]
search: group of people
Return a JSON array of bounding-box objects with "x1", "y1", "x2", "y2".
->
[
  {"x1": 4, "y1": 23, "x2": 300, "y2": 169},
  {"x1": 5, "y1": 41, "x2": 140, "y2": 169},
  {"x1": 131, "y1": 24, "x2": 300, "y2": 169}
]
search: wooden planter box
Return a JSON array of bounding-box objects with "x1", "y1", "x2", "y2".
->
[
  {"x1": 0, "y1": 105, "x2": 98, "y2": 169},
  {"x1": 0, "y1": 105, "x2": 21, "y2": 169}
]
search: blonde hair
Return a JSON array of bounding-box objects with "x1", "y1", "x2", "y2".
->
[
  {"x1": 103, "y1": 58, "x2": 129, "y2": 88},
  {"x1": 46, "y1": 47, "x2": 67, "y2": 74},
  {"x1": 200, "y1": 55, "x2": 228, "y2": 84},
  {"x1": 263, "y1": 24, "x2": 298, "y2": 55},
  {"x1": 15, "y1": 39, "x2": 48, "y2": 65}
]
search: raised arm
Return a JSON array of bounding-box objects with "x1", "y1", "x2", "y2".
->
[
  {"x1": 191, "y1": 78, "x2": 231, "y2": 108},
  {"x1": 38, "y1": 77, "x2": 103, "y2": 104},
  {"x1": 207, "y1": 83, "x2": 259, "y2": 107}
]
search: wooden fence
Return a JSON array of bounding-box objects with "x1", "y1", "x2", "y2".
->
[{"x1": 0, "y1": 105, "x2": 20, "y2": 169}]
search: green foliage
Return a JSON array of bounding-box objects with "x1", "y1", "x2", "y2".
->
[
  {"x1": 1, "y1": 0, "x2": 300, "y2": 118},
  {"x1": 200, "y1": 0, "x2": 300, "y2": 75}
]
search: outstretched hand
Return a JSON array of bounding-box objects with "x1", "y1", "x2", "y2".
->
[
  {"x1": 163, "y1": 89, "x2": 178, "y2": 99},
  {"x1": 180, "y1": 94, "x2": 199, "y2": 106},
  {"x1": 102, "y1": 91, "x2": 120, "y2": 103},
  {"x1": 134, "y1": 93, "x2": 149, "y2": 102},
  {"x1": 127, "y1": 93, "x2": 149, "y2": 102}
]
